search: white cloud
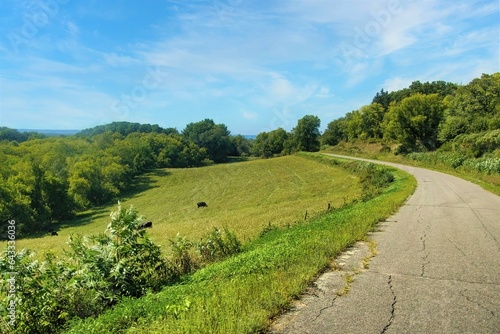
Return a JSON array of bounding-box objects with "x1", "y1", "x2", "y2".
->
[
  {"x1": 442, "y1": 27, "x2": 499, "y2": 57},
  {"x1": 242, "y1": 111, "x2": 257, "y2": 120},
  {"x1": 0, "y1": 0, "x2": 497, "y2": 133},
  {"x1": 315, "y1": 86, "x2": 333, "y2": 98},
  {"x1": 103, "y1": 52, "x2": 141, "y2": 67},
  {"x1": 382, "y1": 76, "x2": 414, "y2": 92},
  {"x1": 375, "y1": 1, "x2": 442, "y2": 56},
  {"x1": 268, "y1": 74, "x2": 296, "y2": 101}
]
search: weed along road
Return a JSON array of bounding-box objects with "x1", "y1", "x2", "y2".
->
[{"x1": 271, "y1": 154, "x2": 500, "y2": 334}]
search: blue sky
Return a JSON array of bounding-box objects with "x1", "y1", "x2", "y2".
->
[{"x1": 0, "y1": 0, "x2": 498, "y2": 135}]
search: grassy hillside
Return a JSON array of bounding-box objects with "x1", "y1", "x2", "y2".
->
[
  {"x1": 64, "y1": 155, "x2": 416, "y2": 333},
  {"x1": 3, "y1": 155, "x2": 361, "y2": 256}
]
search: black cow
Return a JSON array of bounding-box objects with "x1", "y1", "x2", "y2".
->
[
  {"x1": 139, "y1": 221, "x2": 153, "y2": 229},
  {"x1": 197, "y1": 201, "x2": 208, "y2": 208},
  {"x1": 51, "y1": 231, "x2": 58, "y2": 236}
]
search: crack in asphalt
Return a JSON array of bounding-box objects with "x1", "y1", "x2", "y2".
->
[
  {"x1": 459, "y1": 291, "x2": 496, "y2": 317},
  {"x1": 380, "y1": 274, "x2": 397, "y2": 334},
  {"x1": 440, "y1": 179, "x2": 500, "y2": 252},
  {"x1": 420, "y1": 251, "x2": 430, "y2": 277},
  {"x1": 447, "y1": 238, "x2": 467, "y2": 257},
  {"x1": 312, "y1": 297, "x2": 338, "y2": 322},
  {"x1": 370, "y1": 270, "x2": 500, "y2": 286},
  {"x1": 471, "y1": 208, "x2": 500, "y2": 252},
  {"x1": 417, "y1": 208, "x2": 430, "y2": 277}
]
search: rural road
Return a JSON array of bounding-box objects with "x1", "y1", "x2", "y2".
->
[{"x1": 271, "y1": 154, "x2": 500, "y2": 334}]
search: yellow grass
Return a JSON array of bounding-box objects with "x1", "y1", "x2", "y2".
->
[{"x1": 3, "y1": 155, "x2": 362, "y2": 257}]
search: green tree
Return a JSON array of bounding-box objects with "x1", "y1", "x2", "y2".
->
[
  {"x1": 292, "y1": 115, "x2": 321, "y2": 152},
  {"x1": 343, "y1": 104, "x2": 385, "y2": 141},
  {"x1": 0, "y1": 127, "x2": 29, "y2": 142},
  {"x1": 252, "y1": 128, "x2": 290, "y2": 158},
  {"x1": 228, "y1": 135, "x2": 252, "y2": 157},
  {"x1": 68, "y1": 156, "x2": 128, "y2": 208},
  {"x1": 346, "y1": 110, "x2": 362, "y2": 141},
  {"x1": 444, "y1": 72, "x2": 500, "y2": 135},
  {"x1": 182, "y1": 119, "x2": 232, "y2": 163},
  {"x1": 383, "y1": 93, "x2": 445, "y2": 152},
  {"x1": 154, "y1": 134, "x2": 208, "y2": 167},
  {"x1": 372, "y1": 81, "x2": 457, "y2": 113},
  {"x1": 252, "y1": 132, "x2": 273, "y2": 158},
  {"x1": 322, "y1": 118, "x2": 348, "y2": 146},
  {"x1": 372, "y1": 89, "x2": 391, "y2": 111},
  {"x1": 268, "y1": 128, "x2": 290, "y2": 155},
  {"x1": 77, "y1": 121, "x2": 177, "y2": 137}
]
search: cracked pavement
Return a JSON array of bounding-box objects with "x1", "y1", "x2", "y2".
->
[{"x1": 270, "y1": 155, "x2": 500, "y2": 334}]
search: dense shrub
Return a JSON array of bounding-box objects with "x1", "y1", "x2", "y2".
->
[
  {"x1": 196, "y1": 227, "x2": 242, "y2": 264},
  {"x1": 345, "y1": 162, "x2": 395, "y2": 200},
  {"x1": 463, "y1": 157, "x2": 500, "y2": 174},
  {"x1": 170, "y1": 233, "x2": 197, "y2": 275},
  {"x1": 451, "y1": 130, "x2": 500, "y2": 157},
  {"x1": 0, "y1": 203, "x2": 175, "y2": 333},
  {"x1": 169, "y1": 227, "x2": 243, "y2": 275},
  {"x1": 407, "y1": 151, "x2": 500, "y2": 175}
]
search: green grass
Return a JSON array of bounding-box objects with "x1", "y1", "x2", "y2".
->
[
  {"x1": 323, "y1": 141, "x2": 500, "y2": 196},
  {"x1": 2, "y1": 155, "x2": 361, "y2": 257},
  {"x1": 64, "y1": 154, "x2": 416, "y2": 334}
]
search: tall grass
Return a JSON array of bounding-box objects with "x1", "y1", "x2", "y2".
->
[{"x1": 64, "y1": 155, "x2": 416, "y2": 333}]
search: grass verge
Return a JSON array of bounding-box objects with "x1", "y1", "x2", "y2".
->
[{"x1": 64, "y1": 154, "x2": 416, "y2": 334}]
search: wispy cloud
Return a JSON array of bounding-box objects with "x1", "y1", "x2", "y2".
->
[{"x1": 0, "y1": 0, "x2": 497, "y2": 133}]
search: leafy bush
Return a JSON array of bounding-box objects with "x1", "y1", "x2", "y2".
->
[
  {"x1": 451, "y1": 130, "x2": 500, "y2": 157},
  {"x1": 169, "y1": 233, "x2": 197, "y2": 275},
  {"x1": 196, "y1": 227, "x2": 242, "y2": 264},
  {"x1": 0, "y1": 203, "x2": 175, "y2": 333},
  {"x1": 341, "y1": 161, "x2": 394, "y2": 200},
  {"x1": 463, "y1": 157, "x2": 500, "y2": 174},
  {"x1": 407, "y1": 151, "x2": 466, "y2": 168},
  {"x1": 68, "y1": 203, "x2": 175, "y2": 298},
  {"x1": 407, "y1": 151, "x2": 500, "y2": 175}
]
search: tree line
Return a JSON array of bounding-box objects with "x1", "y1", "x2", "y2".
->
[{"x1": 322, "y1": 73, "x2": 500, "y2": 155}]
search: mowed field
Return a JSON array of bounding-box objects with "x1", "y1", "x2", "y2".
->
[{"x1": 5, "y1": 155, "x2": 362, "y2": 256}]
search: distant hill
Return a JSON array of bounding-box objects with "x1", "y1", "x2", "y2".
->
[
  {"x1": 242, "y1": 134, "x2": 256, "y2": 140},
  {"x1": 17, "y1": 129, "x2": 80, "y2": 136},
  {"x1": 1, "y1": 127, "x2": 79, "y2": 142},
  {"x1": 76, "y1": 121, "x2": 178, "y2": 137}
]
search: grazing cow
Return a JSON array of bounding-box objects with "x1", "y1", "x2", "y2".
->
[
  {"x1": 197, "y1": 201, "x2": 208, "y2": 208},
  {"x1": 139, "y1": 221, "x2": 153, "y2": 229},
  {"x1": 51, "y1": 231, "x2": 58, "y2": 236}
]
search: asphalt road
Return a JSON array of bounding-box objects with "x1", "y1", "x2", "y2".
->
[{"x1": 271, "y1": 154, "x2": 500, "y2": 334}]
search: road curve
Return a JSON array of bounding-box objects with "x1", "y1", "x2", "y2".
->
[{"x1": 272, "y1": 154, "x2": 500, "y2": 334}]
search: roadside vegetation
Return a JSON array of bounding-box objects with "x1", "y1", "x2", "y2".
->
[
  {"x1": 322, "y1": 72, "x2": 499, "y2": 195},
  {"x1": 1, "y1": 154, "x2": 415, "y2": 333},
  {"x1": 324, "y1": 140, "x2": 500, "y2": 196}
]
